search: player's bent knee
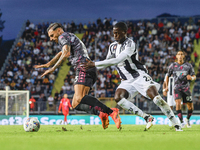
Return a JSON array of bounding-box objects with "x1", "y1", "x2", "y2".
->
[
  {"x1": 72, "y1": 95, "x2": 85, "y2": 108},
  {"x1": 114, "y1": 94, "x2": 126, "y2": 102},
  {"x1": 114, "y1": 90, "x2": 129, "y2": 102},
  {"x1": 114, "y1": 96, "x2": 121, "y2": 103}
]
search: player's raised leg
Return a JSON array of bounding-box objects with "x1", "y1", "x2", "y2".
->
[
  {"x1": 72, "y1": 84, "x2": 121, "y2": 129},
  {"x1": 115, "y1": 88, "x2": 154, "y2": 130},
  {"x1": 147, "y1": 86, "x2": 182, "y2": 131},
  {"x1": 75, "y1": 103, "x2": 109, "y2": 129}
]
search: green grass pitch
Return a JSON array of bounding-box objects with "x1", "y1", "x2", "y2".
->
[{"x1": 0, "y1": 125, "x2": 200, "y2": 150}]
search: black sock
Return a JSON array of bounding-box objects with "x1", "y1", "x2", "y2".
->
[
  {"x1": 79, "y1": 95, "x2": 113, "y2": 115},
  {"x1": 75, "y1": 104, "x2": 100, "y2": 116},
  {"x1": 176, "y1": 110, "x2": 183, "y2": 123},
  {"x1": 187, "y1": 109, "x2": 193, "y2": 120}
]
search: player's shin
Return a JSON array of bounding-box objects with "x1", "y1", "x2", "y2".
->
[
  {"x1": 75, "y1": 103, "x2": 100, "y2": 116},
  {"x1": 78, "y1": 95, "x2": 113, "y2": 115},
  {"x1": 187, "y1": 109, "x2": 193, "y2": 120},
  {"x1": 117, "y1": 98, "x2": 145, "y2": 118},
  {"x1": 153, "y1": 95, "x2": 179, "y2": 126},
  {"x1": 176, "y1": 110, "x2": 183, "y2": 123}
]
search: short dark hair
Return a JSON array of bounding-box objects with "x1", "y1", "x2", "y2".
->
[
  {"x1": 47, "y1": 22, "x2": 64, "y2": 32},
  {"x1": 114, "y1": 22, "x2": 128, "y2": 32}
]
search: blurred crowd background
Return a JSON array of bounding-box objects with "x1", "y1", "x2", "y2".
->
[{"x1": 1, "y1": 16, "x2": 200, "y2": 114}]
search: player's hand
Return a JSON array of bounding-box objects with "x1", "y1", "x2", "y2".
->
[
  {"x1": 80, "y1": 59, "x2": 95, "y2": 70},
  {"x1": 164, "y1": 88, "x2": 168, "y2": 92},
  {"x1": 58, "y1": 111, "x2": 61, "y2": 113},
  {"x1": 70, "y1": 107, "x2": 73, "y2": 110},
  {"x1": 34, "y1": 64, "x2": 50, "y2": 69},
  {"x1": 41, "y1": 68, "x2": 55, "y2": 77},
  {"x1": 163, "y1": 91, "x2": 167, "y2": 97},
  {"x1": 187, "y1": 75, "x2": 192, "y2": 80}
]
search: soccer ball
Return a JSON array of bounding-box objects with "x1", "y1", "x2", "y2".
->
[{"x1": 23, "y1": 117, "x2": 40, "y2": 132}]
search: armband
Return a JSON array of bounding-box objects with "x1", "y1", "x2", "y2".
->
[
  {"x1": 191, "y1": 76, "x2": 195, "y2": 81},
  {"x1": 163, "y1": 89, "x2": 166, "y2": 92}
]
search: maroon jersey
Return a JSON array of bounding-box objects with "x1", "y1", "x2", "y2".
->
[
  {"x1": 167, "y1": 62, "x2": 195, "y2": 89},
  {"x1": 58, "y1": 32, "x2": 91, "y2": 70}
]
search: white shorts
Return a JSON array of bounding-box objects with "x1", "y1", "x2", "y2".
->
[
  {"x1": 167, "y1": 77, "x2": 176, "y2": 106},
  {"x1": 117, "y1": 71, "x2": 160, "y2": 100},
  {"x1": 167, "y1": 91, "x2": 176, "y2": 106}
]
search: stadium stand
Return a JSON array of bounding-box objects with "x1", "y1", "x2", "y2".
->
[{"x1": 0, "y1": 16, "x2": 200, "y2": 115}]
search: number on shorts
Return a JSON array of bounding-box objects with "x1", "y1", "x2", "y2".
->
[
  {"x1": 74, "y1": 76, "x2": 78, "y2": 83},
  {"x1": 186, "y1": 96, "x2": 192, "y2": 102},
  {"x1": 143, "y1": 76, "x2": 152, "y2": 82}
]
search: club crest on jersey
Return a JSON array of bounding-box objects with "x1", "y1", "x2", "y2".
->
[
  {"x1": 113, "y1": 45, "x2": 117, "y2": 50},
  {"x1": 110, "y1": 44, "x2": 117, "y2": 54}
]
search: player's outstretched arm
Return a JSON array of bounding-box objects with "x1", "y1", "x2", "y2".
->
[
  {"x1": 82, "y1": 51, "x2": 128, "y2": 70},
  {"x1": 41, "y1": 45, "x2": 70, "y2": 77},
  {"x1": 165, "y1": 75, "x2": 169, "y2": 92},
  {"x1": 34, "y1": 51, "x2": 62, "y2": 69},
  {"x1": 163, "y1": 81, "x2": 167, "y2": 96}
]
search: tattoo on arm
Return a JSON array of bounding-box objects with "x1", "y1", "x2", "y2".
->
[
  {"x1": 51, "y1": 46, "x2": 70, "y2": 69},
  {"x1": 47, "y1": 51, "x2": 62, "y2": 67}
]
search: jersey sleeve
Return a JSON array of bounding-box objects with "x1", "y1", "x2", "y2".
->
[
  {"x1": 95, "y1": 44, "x2": 115, "y2": 69},
  {"x1": 167, "y1": 64, "x2": 173, "y2": 77},
  {"x1": 95, "y1": 51, "x2": 128, "y2": 67},
  {"x1": 164, "y1": 74, "x2": 168, "y2": 82},
  {"x1": 106, "y1": 45, "x2": 114, "y2": 59},
  {"x1": 58, "y1": 34, "x2": 71, "y2": 48},
  {"x1": 122, "y1": 40, "x2": 136, "y2": 57},
  {"x1": 188, "y1": 63, "x2": 195, "y2": 76}
]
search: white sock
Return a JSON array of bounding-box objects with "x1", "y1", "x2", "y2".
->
[
  {"x1": 153, "y1": 95, "x2": 179, "y2": 126},
  {"x1": 117, "y1": 98, "x2": 146, "y2": 118}
]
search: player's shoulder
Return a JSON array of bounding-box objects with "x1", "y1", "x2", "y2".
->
[
  {"x1": 110, "y1": 41, "x2": 118, "y2": 46},
  {"x1": 184, "y1": 62, "x2": 192, "y2": 67},
  {"x1": 169, "y1": 62, "x2": 176, "y2": 68},
  {"x1": 58, "y1": 32, "x2": 72, "y2": 40},
  {"x1": 124, "y1": 38, "x2": 135, "y2": 48},
  {"x1": 126, "y1": 37, "x2": 134, "y2": 43}
]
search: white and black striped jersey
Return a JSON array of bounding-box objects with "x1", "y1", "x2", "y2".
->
[{"x1": 95, "y1": 38, "x2": 147, "y2": 80}]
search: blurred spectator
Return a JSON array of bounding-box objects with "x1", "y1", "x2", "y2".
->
[
  {"x1": 0, "y1": 80, "x2": 5, "y2": 90},
  {"x1": 1, "y1": 17, "x2": 200, "y2": 114},
  {"x1": 48, "y1": 95, "x2": 54, "y2": 108},
  {"x1": 194, "y1": 51, "x2": 198, "y2": 63},
  {"x1": 38, "y1": 94, "x2": 46, "y2": 111}
]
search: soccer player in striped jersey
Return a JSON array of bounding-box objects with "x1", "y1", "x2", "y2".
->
[
  {"x1": 165, "y1": 51, "x2": 196, "y2": 128},
  {"x1": 163, "y1": 73, "x2": 176, "y2": 126},
  {"x1": 83, "y1": 22, "x2": 182, "y2": 131}
]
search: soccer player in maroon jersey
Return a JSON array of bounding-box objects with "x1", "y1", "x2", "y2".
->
[
  {"x1": 34, "y1": 23, "x2": 121, "y2": 129},
  {"x1": 165, "y1": 50, "x2": 196, "y2": 128}
]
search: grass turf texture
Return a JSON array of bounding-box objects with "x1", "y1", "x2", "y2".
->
[{"x1": 0, "y1": 125, "x2": 199, "y2": 150}]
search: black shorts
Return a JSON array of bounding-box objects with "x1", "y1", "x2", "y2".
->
[
  {"x1": 74, "y1": 67, "x2": 97, "y2": 88},
  {"x1": 174, "y1": 87, "x2": 192, "y2": 103}
]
